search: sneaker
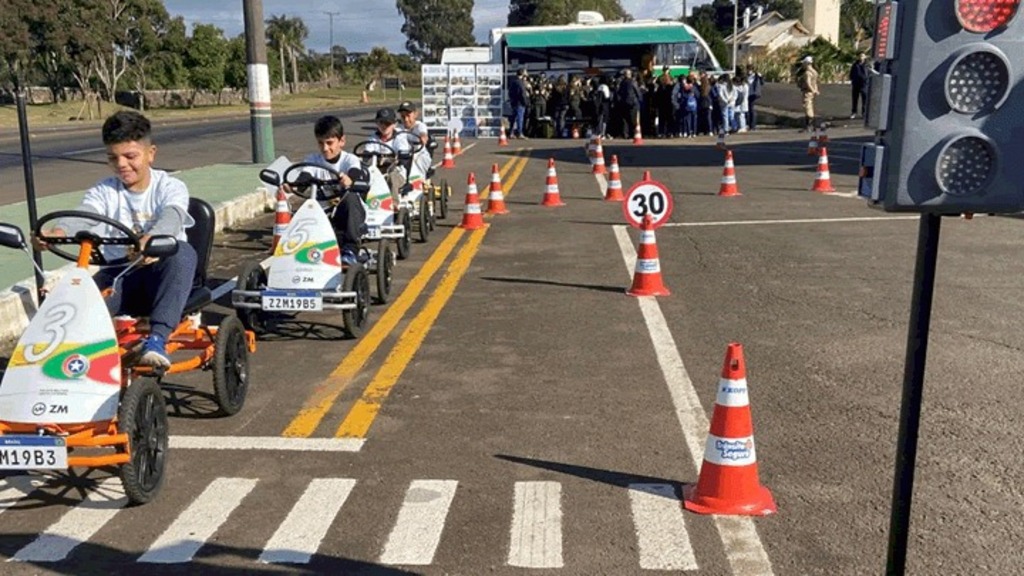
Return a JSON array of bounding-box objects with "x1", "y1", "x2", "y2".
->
[
  {"x1": 138, "y1": 335, "x2": 171, "y2": 369},
  {"x1": 341, "y1": 248, "x2": 358, "y2": 266},
  {"x1": 850, "y1": 114, "x2": 857, "y2": 119}
]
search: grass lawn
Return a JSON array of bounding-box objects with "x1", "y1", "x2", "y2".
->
[{"x1": 0, "y1": 86, "x2": 422, "y2": 131}]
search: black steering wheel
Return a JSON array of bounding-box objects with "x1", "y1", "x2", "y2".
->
[
  {"x1": 36, "y1": 210, "x2": 140, "y2": 267},
  {"x1": 281, "y1": 161, "x2": 346, "y2": 201},
  {"x1": 399, "y1": 132, "x2": 425, "y2": 158},
  {"x1": 352, "y1": 140, "x2": 398, "y2": 171}
]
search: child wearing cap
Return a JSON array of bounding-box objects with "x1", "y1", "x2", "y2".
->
[
  {"x1": 367, "y1": 107, "x2": 416, "y2": 199},
  {"x1": 397, "y1": 101, "x2": 434, "y2": 182}
]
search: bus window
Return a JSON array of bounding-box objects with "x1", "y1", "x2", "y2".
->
[{"x1": 658, "y1": 42, "x2": 713, "y2": 71}]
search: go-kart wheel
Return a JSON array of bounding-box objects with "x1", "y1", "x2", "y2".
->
[
  {"x1": 375, "y1": 240, "x2": 394, "y2": 305},
  {"x1": 213, "y1": 316, "x2": 249, "y2": 416},
  {"x1": 118, "y1": 377, "x2": 168, "y2": 506},
  {"x1": 396, "y1": 208, "x2": 412, "y2": 260},
  {"x1": 342, "y1": 262, "x2": 371, "y2": 338},
  {"x1": 235, "y1": 261, "x2": 267, "y2": 335},
  {"x1": 417, "y1": 194, "x2": 430, "y2": 243},
  {"x1": 438, "y1": 180, "x2": 449, "y2": 220}
]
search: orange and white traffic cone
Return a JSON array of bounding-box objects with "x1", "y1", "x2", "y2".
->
[
  {"x1": 604, "y1": 155, "x2": 625, "y2": 202},
  {"x1": 716, "y1": 131, "x2": 727, "y2": 151},
  {"x1": 592, "y1": 137, "x2": 606, "y2": 175},
  {"x1": 807, "y1": 126, "x2": 819, "y2": 156},
  {"x1": 541, "y1": 158, "x2": 565, "y2": 207},
  {"x1": 684, "y1": 342, "x2": 777, "y2": 516},
  {"x1": 642, "y1": 170, "x2": 652, "y2": 181},
  {"x1": 811, "y1": 146, "x2": 836, "y2": 193},
  {"x1": 271, "y1": 188, "x2": 291, "y2": 253},
  {"x1": 441, "y1": 135, "x2": 455, "y2": 168},
  {"x1": 633, "y1": 121, "x2": 644, "y2": 145},
  {"x1": 453, "y1": 132, "x2": 462, "y2": 156},
  {"x1": 486, "y1": 163, "x2": 509, "y2": 215},
  {"x1": 498, "y1": 125, "x2": 509, "y2": 147},
  {"x1": 459, "y1": 173, "x2": 485, "y2": 230},
  {"x1": 818, "y1": 125, "x2": 829, "y2": 147},
  {"x1": 586, "y1": 134, "x2": 598, "y2": 164},
  {"x1": 718, "y1": 150, "x2": 741, "y2": 197},
  {"x1": 626, "y1": 215, "x2": 670, "y2": 297}
]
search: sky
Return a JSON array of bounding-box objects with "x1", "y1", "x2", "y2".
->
[{"x1": 162, "y1": 0, "x2": 710, "y2": 54}]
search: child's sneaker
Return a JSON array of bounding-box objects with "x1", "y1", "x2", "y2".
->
[
  {"x1": 138, "y1": 334, "x2": 171, "y2": 369},
  {"x1": 341, "y1": 248, "x2": 358, "y2": 266}
]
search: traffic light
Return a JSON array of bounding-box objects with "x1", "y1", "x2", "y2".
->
[{"x1": 859, "y1": 0, "x2": 1024, "y2": 214}]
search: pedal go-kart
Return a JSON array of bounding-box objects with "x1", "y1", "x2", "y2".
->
[
  {"x1": 232, "y1": 163, "x2": 372, "y2": 338},
  {"x1": 351, "y1": 139, "x2": 418, "y2": 261},
  {"x1": 0, "y1": 199, "x2": 253, "y2": 505}
]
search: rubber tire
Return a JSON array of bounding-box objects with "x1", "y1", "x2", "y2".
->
[
  {"x1": 213, "y1": 316, "x2": 249, "y2": 416},
  {"x1": 235, "y1": 261, "x2": 267, "y2": 336},
  {"x1": 375, "y1": 241, "x2": 394, "y2": 305},
  {"x1": 396, "y1": 208, "x2": 412, "y2": 260},
  {"x1": 438, "y1": 180, "x2": 449, "y2": 220},
  {"x1": 342, "y1": 262, "x2": 371, "y2": 338},
  {"x1": 118, "y1": 377, "x2": 168, "y2": 506},
  {"x1": 417, "y1": 194, "x2": 430, "y2": 243}
]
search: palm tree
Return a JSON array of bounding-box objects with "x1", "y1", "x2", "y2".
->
[{"x1": 265, "y1": 14, "x2": 307, "y2": 93}]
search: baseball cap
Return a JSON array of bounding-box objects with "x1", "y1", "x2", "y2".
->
[
  {"x1": 397, "y1": 100, "x2": 416, "y2": 113},
  {"x1": 802, "y1": 55, "x2": 813, "y2": 64},
  {"x1": 374, "y1": 108, "x2": 397, "y2": 124}
]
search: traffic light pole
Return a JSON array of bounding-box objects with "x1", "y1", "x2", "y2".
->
[
  {"x1": 16, "y1": 89, "x2": 46, "y2": 304},
  {"x1": 885, "y1": 213, "x2": 942, "y2": 576}
]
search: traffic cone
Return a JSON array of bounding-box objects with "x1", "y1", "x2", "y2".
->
[
  {"x1": 498, "y1": 125, "x2": 509, "y2": 146},
  {"x1": 626, "y1": 215, "x2": 670, "y2": 297},
  {"x1": 716, "y1": 131, "x2": 727, "y2": 151},
  {"x1": 718, "y1": 150, "x2": 741, "y2": 197},
  {"x1": 604, "y1": 155, "x2": 625, "y2": 202},
  {"x1": 459, "y1": 173, "x2": 484, "y2": 230},
  {"x1": 818, "y1": 125, "x2": 829, "y2": 147},
  {"x1": 271, "y1": 187, "x2": 291, "y2": 253},
  {"x1": 541, "y1": 158, "x2": 565, "y2": 207},
  {"x1": 486, "y1": 163, "x2": 509, "y2": 215},
  {"x1": 441, "y1": 135, "x2": 455, "y2": 168},
  {"x1": 807, "y1": 126, "x2": 819, "y2": 156},
  {"x1": 592, "y1": 137, "x2": 606, "y2": 175},
  {"x1": 684, "y1": 343, "x2": 777, "y2": 516},
  {"x1": 633, "y1": 122, "x2": 644, "y2": 145},
  {"x1": 586, "y1": 135, "x2": 598, "y2": 164},
  {"x1": 811, "y1": 146, "x2": 836, "y2": 193},
  {"x1": 642, "y1": 170, "x2": 652, "y2": 181},
  {"x1": 453, "y1": 132, "x2": 462, "y2": 155}
]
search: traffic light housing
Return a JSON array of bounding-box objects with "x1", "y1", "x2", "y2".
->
[{"x1": 859, "y1": 0, "x2": 1024, "y2": 214}]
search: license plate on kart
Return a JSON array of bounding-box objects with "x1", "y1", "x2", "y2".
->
[
  {"x1": 261, "y1": 291, "x2": 323, "y2": 312},
  {"x1": 0, "y1": 436, "x2": 68, "y2": 470}
]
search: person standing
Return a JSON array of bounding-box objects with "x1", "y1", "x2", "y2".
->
[
  {"x1": 796, "y1": 55, "x2": 820, "y2": 131},
  {"x1": 508, "y1": 68, "x2": 530, "y2": 139},
  {"x1": 616, "y1": 68, "x2": 643, "y2": 140},
  {"x1": 746, "y1": 65, "x2": 765, "y2": 130},
  {"x1": 849, "y1": 52, "x2": 870, "y2": 119}
]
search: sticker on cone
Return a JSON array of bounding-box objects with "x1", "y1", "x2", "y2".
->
[
  {"x1": 623, "y1": 178, "x2": 674, "y2": 229},
  {"x1": 684, "y1": 342, "x2": 776, "y2": 516},
  {"x1": 626, "y1": 215, "x2": 670, "y2": 297}
]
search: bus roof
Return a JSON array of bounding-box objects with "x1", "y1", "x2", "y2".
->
[{"x1": 491, "y1": 19, "x2": 694, "y2": 48}]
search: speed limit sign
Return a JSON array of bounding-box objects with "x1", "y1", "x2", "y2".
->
[{"x1": 622, "y1": 178, "x2": 674, "y2": 228}]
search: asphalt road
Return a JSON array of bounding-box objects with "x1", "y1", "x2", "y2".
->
[{"x1": 2, "y1": 127, "x2": 1024, "y2": 575}]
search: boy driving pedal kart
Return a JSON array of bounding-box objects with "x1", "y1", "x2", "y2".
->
[
  {"x1": 36, "y1": 111, "x2": 196, "y2": 369},
  {"x1": 397, "y1": 100, "x2": 435, "y2": 180}
]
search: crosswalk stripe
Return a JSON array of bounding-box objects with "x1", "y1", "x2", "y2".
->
[
  {"x1": 138, "y1": 477, "x2": 256, "y2": 564},
  {"x1": 508, "y1": 481, "x2": 563, "y2": 568},
  {"x1": 11, "y1": 479, "x2": 126, "y2": 562},
  {"x1": 0, "y1": 476, "x2": 41, "y2": 515},
  {"x1": 628, "y1": 483, "x2": 698, "y2": 570},
  {"x1": 259, "y1": 478, "x2": 356, "y2": 564},
  {"x1": 379, "y1": 479, "x2": 458, "y2": 565}
]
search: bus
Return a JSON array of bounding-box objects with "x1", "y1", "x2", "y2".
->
[{"x1": 488, "y1": 13, "x2": 725, "y2": 80}]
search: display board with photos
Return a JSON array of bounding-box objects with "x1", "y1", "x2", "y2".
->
[
  {"x1": 420, "y1": 64, "x2": 450, "y2": 135},
  {"x1": 474, "y1": 64, "x2": 504, "y2": 138},
  {"x1": 419, "y1": 63, "x2": 506, "y2": 138}
]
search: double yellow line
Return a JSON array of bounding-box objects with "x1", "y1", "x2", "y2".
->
[{"x1": 283, "y1": 149, "x2": 532, "y2": 439}]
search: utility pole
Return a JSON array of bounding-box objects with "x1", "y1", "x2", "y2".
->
[
  {"x1": 243, "y1": 0, "x2": 274, "y2": 164},
  {"x1": 732, "y1": 0, "x2": 739, "y2": 72},
  {"x1": 681, "y1": 0, "x2": 687, "y2": 23},
  {"x1": 324, "y1": 11, "x2": 340, "y2": 76}
]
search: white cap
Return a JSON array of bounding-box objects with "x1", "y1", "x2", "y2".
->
[{"x1": 802, "y1": 56, "x2": 813, "y2": 64}]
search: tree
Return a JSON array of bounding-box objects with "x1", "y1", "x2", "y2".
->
[
  {"x1": 93, "y1": 0, "x2": 169, "y2": 103},
  {"x1": 0, "y1": 0, "x2": 36, "y2": 89},
  {"x1": 265, "y1": 14, "x2": 307, "y2": 92},
  {"x1": 223, "y1": 35, "x2": 248, "y2": 91},
  {"x1": 840, "y1": 0, "x2": 874, "y2": 52},
  {"x1": 396, "y1": 0, "x2": 475, "y2": 63},
  {"x1": 184, "y1": 23, "x2": 228, "y2": 106},
  {"x1": 507, "y1": 0, "x2": 629, "y2": 26}
]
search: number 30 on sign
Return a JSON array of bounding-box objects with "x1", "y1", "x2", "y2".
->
[{"x1": 622, "y1": 179, "x2": 674, "y2": 229}]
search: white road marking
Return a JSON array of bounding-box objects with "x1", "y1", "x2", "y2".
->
[
  {"x1": 138, "y1": 477, "x2": 256, "y2": 564},
  {"x1": 380, "y1": 479, "x2": 458, "y2": 566},
  {"x1": 61, "y1": 147, "x2": 106, "y2": 156},
  {"x1": 614, "y1": 225, "x2": 775, "y2": 576},
  {"x1": 259, "y1": 478, "x2": 356, "y2": 564},
  {"x1": 0, "y1": 475, "x2": 42, "y2": 515},
  {"x1": 169, "y1": 435, "x2": 364, "y2": 452},
  {"x1": 10, "y1": 479, "x2": 126, "y2": 562},
  {"x1": 662, "y1": 215, "x2": 917, "y2": 228},
  {"x1": 628, "y1": 483, "x2": 698, "y2": 570},
  {"x1": 507, "y1": 481, "x2": 563, "y2": 568}
]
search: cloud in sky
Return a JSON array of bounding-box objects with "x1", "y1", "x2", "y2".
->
[{"x1": 162, "y1": 0, "x2": 710, "y2": 54}]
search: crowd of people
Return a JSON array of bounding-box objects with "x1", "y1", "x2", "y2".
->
[{"x1": 505, "y1": 65, "x2": 766, "y2": 140}]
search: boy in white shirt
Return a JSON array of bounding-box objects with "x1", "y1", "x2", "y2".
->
[
  {"x1": 397, "y1": 100, "x2": 433, "y2": 182},
  {"x1": 366, "y1": 107, "x2": 415, "y2": 197}
]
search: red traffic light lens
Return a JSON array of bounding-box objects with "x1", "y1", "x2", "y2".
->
[{"x1": 956, "y1": 0, "x2": 1020, "y2": 32}]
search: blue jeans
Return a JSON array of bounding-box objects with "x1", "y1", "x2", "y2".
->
[{"x1": 513, "y1": 105, "x2": 526, "y2": 137}]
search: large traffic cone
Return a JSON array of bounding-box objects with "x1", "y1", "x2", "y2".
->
[
  {"x1": 684, "y1": 343, "x2": 777, "y2": 516},
  {"x1": 807, "y1": 126, "x2": 819, "y2": 156},
  {"x1": 441, "y1": 135, "x2": 455, "y2": 168},
  {"x1": 541, "y1": 158, "x2": 565, "y2": 207},
  {"x1": 811, "y1": 146, "x2": 836, "y2": 193},
  {"x1": 604, "y1": 155, "x2": 625, "y2": 202},
  {"x1": 633, "y1": 121, "x2": 644, "y2": 145},
  {"x1": 453, "y1": 132, "x2": 462, "y2": 156},
  {"x1": 718, "y1": 150, "x2": 741, "y2": 197},
  {"x1": 498, "y1": 125, "x2": 509, "y2": 146},
  {"x1": 626, "y1": 215, "x2": 670, "y2": 297},
  {"x1": 592, "y1": 137, "x2": 606, "y2": 175},
  {"x1": 486, "y1": 163, "x2": 509, "y2": 215},
  {"x1": 271, "y1": 188, "x2": 291, "y2": 253},
  {"x1": 459, "y1": 173, "x2": 485, "y2": 230}
]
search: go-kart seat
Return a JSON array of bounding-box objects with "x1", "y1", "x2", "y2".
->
[{"x1": 183, "y1": 197, "x2": 215, "y2": 314}]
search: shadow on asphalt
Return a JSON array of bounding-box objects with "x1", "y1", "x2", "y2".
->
[
  {"x1": 481, "y1": 276, "x2": 624, "y2": 295},
  {"x1": 495, "y1": 454, "x2": 687, "y2": 499}
]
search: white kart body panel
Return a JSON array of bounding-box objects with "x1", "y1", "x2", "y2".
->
[
  {"x1": 268, "y1": 198, "x2": 343, "y2": 290},
  {"x1": 0, "y1": 268, "x2": 121, "y2": 424},
  {"x1": 363, "y1": 164, "x2": 399, "y2": 228}
]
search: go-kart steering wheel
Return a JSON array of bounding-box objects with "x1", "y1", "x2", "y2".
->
[
  {"x1": 35, "y1": 210, "x2": 140, "y2": 267},
  {"x1": 281, "y1": 161, "x2": 346, "y2": 201},
  {"x1": 401, "y1": 132, "x2": 425, "y2": 157},
  {"x1": 353, "y1": 140, "x2": 398, "y2": 171}
]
